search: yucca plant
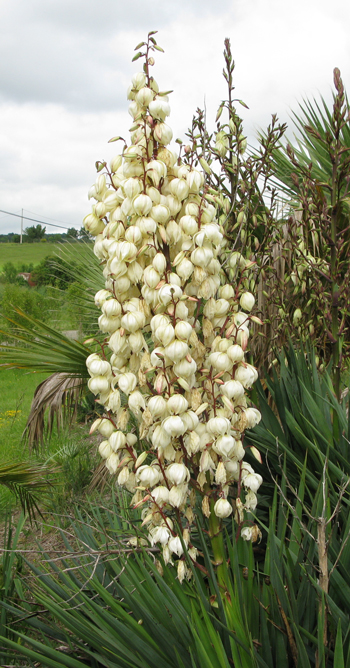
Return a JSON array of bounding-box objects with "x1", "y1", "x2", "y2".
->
[
  {"x1": 245, "y1": 343, "x2": 350, "y2": 512},
  {"x1": 266, "y1": 69, "x2": 350, "y2": 391}
]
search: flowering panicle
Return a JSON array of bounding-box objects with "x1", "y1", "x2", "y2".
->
[{"x1": 83, "y1": 34, "x2": 262, "y2": 581}]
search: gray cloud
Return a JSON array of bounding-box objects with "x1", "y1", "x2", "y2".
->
[{"x1": 0, "y1": 0, "x2": 235, "y2": 111}]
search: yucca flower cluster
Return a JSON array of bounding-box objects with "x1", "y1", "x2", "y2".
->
[{"x1": 83, "y1": 36, "x2": 262, "y2": 581}]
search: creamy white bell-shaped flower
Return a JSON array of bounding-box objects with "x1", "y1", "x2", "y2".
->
[
  {"x1": 147, "y1": 395, "x2": 168, "y2": 419},
  {"x1": 202, "y1": 223, "x2": 223, "y2": 245},
  {"x1": 243, "y1": 473, "x2": 263, "y2": 493},
  {"x1": 206, "y1": 417, "x2": 231, "y2": 436},
  {"x1": 153, "y1": 122, "x2": 173, "y2": 145},
  {"x1": 83, "y1": 213, "x2": 105, "y2": 236},
  {"x1": 117, "y1": 372, "x2": 137, "y2": 395},
  {"x1": 174, "y1": 321, "x2": 193, "y2": 341},
  {"x1": 99, "y1": 440, "x2": 113, "y2": 459},
  {"x1": 162, "y1": 415, "x2": 186, "y2": 437},
  {"x1": 170, "y1": 178, "x2": 190, "y2": 201},
  {"x1": 98, "y1": 314, "x2": 121, "y2": 334},
  {"x1": 107, "y1": 389, "x2": 122, "y2": 413},
  {"x1": 143, "y1": 266, "x2": 161, "y2": 289},
  {"x1": 240, "y1": 292, "x2": 255, "y2": 312},
  {"x1": 151, "y1": 313, "x2": 171, "y2": 332},
  {"x1": 88, "y1": 376, "x2": 110, "y2": 395},
  {"x1": 149, "y1": 97, "x2": 170, "y2": 121},
  {"x1": 152, "y1": 424, "x2": 171, "y2": 449},
  {"x1": 121, "y1": 311, "x2": 146, "y2": 333},
  {"x1": 151, "y1": 204, "x2": 170, "y2": 224},
  {"x1": 241, "y1": 527, "x2": 253, "y2": 541},
  {"x1": 123, "y1": 177, "x2": 142, "y2": 199},
  {"x1": 221, "y1": 380, "x2": 245, "y2": 401},
  {"x1": 168, "y1": 536, "x2": 184, "y2": 557},
  {"x1": 152, "y1": 252, "x2": 167, "y2": 275},
  {"x1": 105, "y1": 453, "x2": 120, "y2": 474},
  {"x1": 179, "y1": 215, "x2": 198, "y2": 236},
  {"x1": 214, "y1": 498, "x2": 233, "y2": 519},
  {"x1": 165, "y1": 219, "x2": 182, "y2": 244},
  {"x1": 136, "y1": 465, "x2": 161, "y2": 487},
  {"x1": 102, "y1": 299, "x2": 122, "y2": 318},
  {"x1": 90, "y1": 418, "x2": 115, "y2": 438},
  {"x1": 135, "y1": 86, "x2": 154, "y2": 107},
  {"x1": 129, "y1": 331, "x2": 145, "y2": 354},
  {"x1": 156, "y1": 324, "x2": 175, "y2": 348},
  {"x1": 166, "y1": 463, "x2": 190, "y2": 486},
  {"x1": 125, "y1": 225, "x2": 143, "y2": 244},
  {"x1": 176, "y1": 258, "x2": 194, "y2": 280},
  {"x1": 219, "y1": 284, "x2": 235, "y2": 300},
  {"x1": 118, "y1": 466, "x2": 130, "y2": 486},
  {"x1": 109, "y1": 431, "x2": 127, "y2": 452},
  {"x1": 146, "y1": 159, "x2": 167, "y2": 186},
  {"x1": 224, "y1": 459, "x2": 239, "y2": 479},
  {"x1": 214, "y1": 299, "x2": 230, "y2": 316},
  {"x1": 167, "y1": 394, "x2": 188, "y2": 415},
  {"x1": 133, "y1": 194, "x2": 152, "y2": 216},
  {"x1": 169, "y1": 483, "x2": 188, "y2": 508},
  {"x1": 173, "y1": 357, "x2": 197, "y2": 378},
  {"x1": 86, "y1": 356, "x2": 111, "y2": 377},
  {"x1": 94, "y1": 289, "x2": 111, "y2": 307},
  {"x1": 243, "y1": 407, "x2": 262, "y2": 428},
  {"x1": 158, "y1": 283, "x2": 183, "y2": 305},
  {"x1": 131, "y1": 72, "x2": 146, "y2": 90},
  {"x1": 227, "y1": 345, "x2": 245, "y2": 364},
  {"x1": 164, "y1": 340, "x2": 189, "y2": 363},
  {"x1": 128, "y1": 390, "x2": 146, "y2": 416},
  {"x1": 150, "y1": 486, "x2": 169, "y2": 505},
  {"x1": 150, "y1": 525, "x2": 172, "y2": 546},
  {"x1": 234, "y1": 364, "x2": 258, "y2": 388},
  {"x1": 181, "y1": 411, "x2": 199, "y2": 431},
  {"x1": 207, "y1": 352, "x2": 232, "y2": 373},
  {"x1": 212, "y1": 434, "x2": 236, "y2": 458},
  {"x1": 244, "y1": 490, "x2": 258, "y2": 511},
  {"x1": 187, "y1": 169, "x2": 204, "y2": 193},
  {"x1": 191, "y1": 247, "x2": 213, "y2": 268}
]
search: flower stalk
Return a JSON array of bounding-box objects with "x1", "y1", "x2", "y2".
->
[{"x1": 83, "y1": 31, "x2": 262, "y2": 582}]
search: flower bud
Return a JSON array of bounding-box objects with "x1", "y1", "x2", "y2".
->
[
  {"x1": 214, "y1": 498, "x2": 233, "y2": 518},
  {"x1": 240, "y1": 292, "x2": 255, "y2": 312}
]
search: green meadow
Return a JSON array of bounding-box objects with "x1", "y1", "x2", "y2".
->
[{"x1": 0, "y1": 242, "x2": 93, "y2": 271}]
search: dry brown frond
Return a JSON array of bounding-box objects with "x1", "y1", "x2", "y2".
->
[{"x1": 23, "y1": 372, "x2": 83, "y2": 452}]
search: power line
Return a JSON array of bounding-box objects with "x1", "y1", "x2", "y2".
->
[{"x1": 0, "y1": 209, "x2": 77, "y2": 231}]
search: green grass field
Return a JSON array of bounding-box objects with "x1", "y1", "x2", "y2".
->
[{"x1": 0, "y1": 242, "x2": 93, "y2": 270}]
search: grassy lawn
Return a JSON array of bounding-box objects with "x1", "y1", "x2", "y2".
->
[
  {"x1": 0, "y1": 369, "x2": 47, "y2": 463},
  {"x1": 0, "y1": 242, "x2": 93, "y2": 270},
  {"x1": 0, "y1": 368, "x2": 100, "y2": 513}
]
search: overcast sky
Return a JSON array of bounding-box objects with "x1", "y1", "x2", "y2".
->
[{"x1": 0, "y1": 0, "x2": 349, "y2": 234}]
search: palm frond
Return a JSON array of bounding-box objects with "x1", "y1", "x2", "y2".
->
[
  {"x1": 0, "y1": 462, "x2": 54, "y2": 521},
  {"x1": 0, "y1": 307, "x2": 93, "y2": 377},
  {"x1": 22, "y1": 372, "x2": 83, "y2": 452}
]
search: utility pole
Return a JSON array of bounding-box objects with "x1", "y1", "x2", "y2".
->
[{"x1": 20, "y1": 208, "x2": 23, "y2": 243}]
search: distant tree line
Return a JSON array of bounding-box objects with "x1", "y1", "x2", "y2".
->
[{"x1": 0, "y1": 225, "x2": 91, "y2": 243}]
